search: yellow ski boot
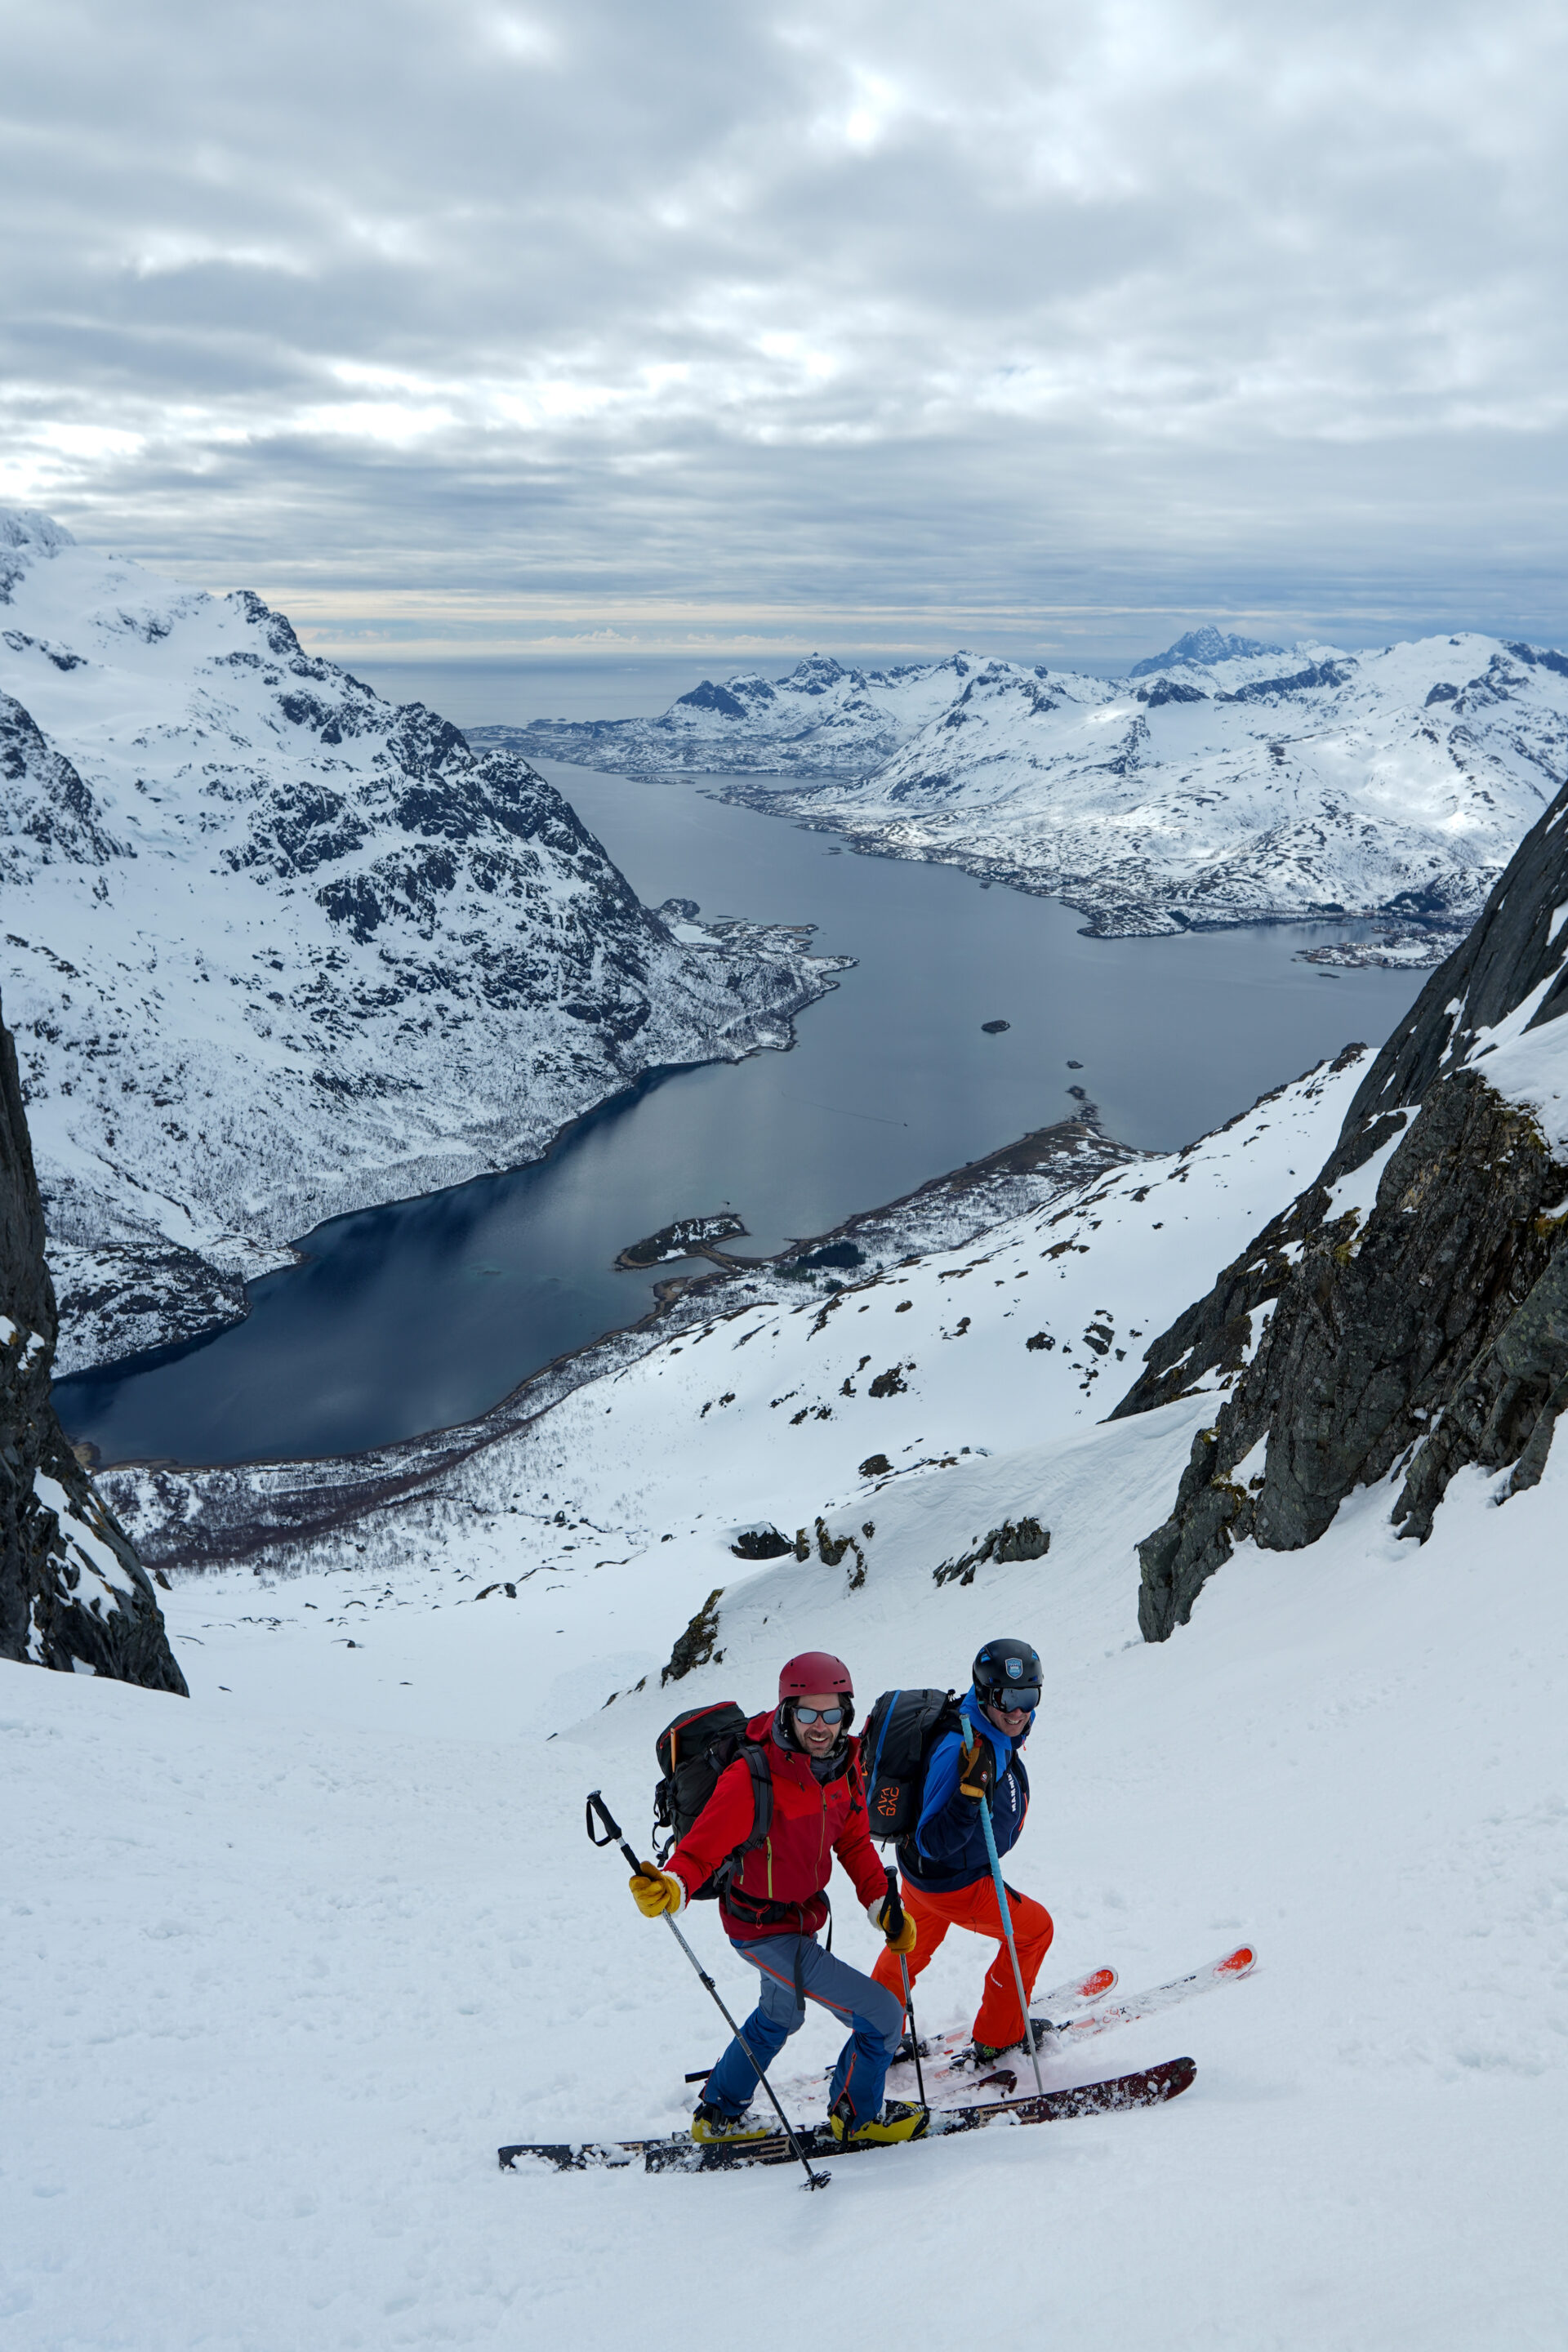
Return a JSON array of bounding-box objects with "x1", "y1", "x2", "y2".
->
[
  {"x1": 830, "y1": 2097, "x2": 929, "y2": 2146},
  {"x1": 690, "y1": 2101, "x2": 774, "y2": 2145}
]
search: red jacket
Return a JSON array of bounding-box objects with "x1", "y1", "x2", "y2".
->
[{"x1": 665, "y1": 1708, "x2": 888, "y2": 1943}]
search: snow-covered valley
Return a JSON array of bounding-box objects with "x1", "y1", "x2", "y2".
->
[
  {"x1": 0, "y1": 510, "x2": 844, "y2": 1374},
  {"x1": 494, "y1": 631, "x2": 1568, "y2": 951}
]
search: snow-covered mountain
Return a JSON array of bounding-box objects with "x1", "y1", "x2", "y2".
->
[
  {"x1": 0, "y1": 511, "x2": 846, "y2": 1373},
  {"x1": 733, "y1": 639, "x2": 1568, "y2": 941},
  {"x1": 1125, "y1": 624, "x2": 1284, "y2": 677},
  {"x1": 495, "y1": 629, "x2": 1568, "y2": 950},
  {"x1": 471, "y1": 651, "x2": 988, "y2": 777}
]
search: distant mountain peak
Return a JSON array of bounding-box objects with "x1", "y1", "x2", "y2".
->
[
  {"x1": 0, "y1": 506, "x2": 77, "y2": 556},
  {"x1": 1128, "y1": 625, "x2": 1285, "y2": 678}
]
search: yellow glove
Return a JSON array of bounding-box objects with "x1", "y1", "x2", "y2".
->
[
  {"x1": 630, "y1": 1869, "x2": 684, "y2": 1918},
  {"x1": 870, "y1": 1895, "x2": 917, "y2": 1954}
]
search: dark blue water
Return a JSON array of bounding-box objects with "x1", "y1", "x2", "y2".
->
[{"x1": 55, "y1": 763, "x2": 1424, "y2": 1468}]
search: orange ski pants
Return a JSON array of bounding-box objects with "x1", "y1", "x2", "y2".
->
[{"x1": 871, "y1": 1873, "x2": 1054, "y2": 2049}]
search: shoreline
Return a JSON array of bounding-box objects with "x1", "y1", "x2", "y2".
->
[
  {"x1": 92, "y1": 1110, "x2": 1136, "y2": 1566},
  {"x1": 51, "y1": 943, "x2": 848, "y2": 1390},
  {"x1": 706, "y1": 782, "x2": 1468, "y2": 955}
]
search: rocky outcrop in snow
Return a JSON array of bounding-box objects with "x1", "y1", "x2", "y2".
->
[
  {"x1": 0, "y1": 991, "x2": 185, "y2": 1686},
  {"x1": 1123, "y1": 782, "x2": 1568, "y2": 1638},
  {"x1": 0, "y1": 510, "x2": 847, "y2": 1372}
]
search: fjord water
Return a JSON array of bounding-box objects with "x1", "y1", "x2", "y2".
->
[{"x1": 56, "y1": 764, "x2": 1424, "y2": 1467}]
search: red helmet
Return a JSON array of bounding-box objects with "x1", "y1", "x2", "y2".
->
[{"x1": 778, "y1": 1651, "x2": 854, "y2": 1699}]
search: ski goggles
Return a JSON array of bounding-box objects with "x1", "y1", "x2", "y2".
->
[
  {"x1": 993, "y1": 1685, "x2": 1040, "y2": 1713},
  {"x1": 791, "y1": 1704, "x2": 848, "y2": 1726}
]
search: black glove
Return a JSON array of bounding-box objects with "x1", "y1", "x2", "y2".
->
[{"x1": 959, "y1": 1732, "x2": 996, "y2": 1801}]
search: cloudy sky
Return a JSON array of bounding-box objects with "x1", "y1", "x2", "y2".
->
[{"x1": 5, "y1": 0, "x2": 1567, "y2": 697}]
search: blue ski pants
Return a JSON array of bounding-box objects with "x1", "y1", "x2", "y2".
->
[{"x1": 704, "y1": 1932, "x2": 904, "y2": 2125}]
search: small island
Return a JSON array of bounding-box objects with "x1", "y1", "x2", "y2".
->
[{"x1": 616, "y1": 1212, "x2": 751, "y2": 1270}]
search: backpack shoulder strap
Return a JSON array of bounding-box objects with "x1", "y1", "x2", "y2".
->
[{"x1": 736, "y1": 1741, "x2": 773, "y2": 1851}]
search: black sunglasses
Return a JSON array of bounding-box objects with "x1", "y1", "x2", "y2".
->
[
  {"x1": 792, "y1": 1704, "x2": 847, "y2": 1726},
  {"x1": 996, "y1": 1686, "x2": 1040, "y2": 1713}
]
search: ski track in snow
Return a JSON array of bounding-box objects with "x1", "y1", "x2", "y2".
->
[{"x1": 10, "y1": 1042, "x2": 1568, "y2": 2347}]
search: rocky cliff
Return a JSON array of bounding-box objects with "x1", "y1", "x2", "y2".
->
[
  {"x1": 1120, "y1": 783, "x2": 1568, "y2": 1638},
  {"x1": 0, "y1": 992, "x2": 185, "y2": 1686}
]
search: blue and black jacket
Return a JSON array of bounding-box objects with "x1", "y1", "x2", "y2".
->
[{"x1": 898, "y1": 1686, "x2": 1032, "y2": 1893}]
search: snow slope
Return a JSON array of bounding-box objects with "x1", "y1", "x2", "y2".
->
[
  {"x1": 8, "y1": 1030, "x2": 1566, "y2": 2349},
  {"x1": 0, "y1": 512, "x2": 844, "y2": 1373}
]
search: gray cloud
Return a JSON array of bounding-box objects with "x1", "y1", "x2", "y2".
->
[{"x1": 4, "y1": 0, "x2": 1566, "y2": 670}]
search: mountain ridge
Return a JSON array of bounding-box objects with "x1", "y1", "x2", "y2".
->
[{"x1": 483, "y1": 632, "x2": 1568, "y2": 950}]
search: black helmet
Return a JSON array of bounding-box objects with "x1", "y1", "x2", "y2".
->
[{"x1": 973, "y1": 1638, "x2": 1042, "y2": 1713}]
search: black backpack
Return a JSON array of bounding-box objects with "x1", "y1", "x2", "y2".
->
[
  {"x1": 653, "y1": 1699, "x2": 773, "y2": 1900},
  {"x1": 858, "y1": 1687, "x2": 962, "y2": 1845}
]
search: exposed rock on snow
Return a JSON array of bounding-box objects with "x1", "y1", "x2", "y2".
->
[
  {"x1": 1126, "y1": 779, "x2": 1568, "y2": 1636},
  {"x1": 932, "y1": 1514, "x2": 1050, "y2": 1586},
  {"x1": 0, "y1": 991, "x2": 184, "y2": 1686},
  {"x1": 0, "y1": 510, "x2": 847, "y2": 1372},
  {"x1": 662, "y1": 1584, "x2": 724, "y2": 1682}
]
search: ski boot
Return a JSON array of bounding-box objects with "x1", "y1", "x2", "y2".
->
[
  {"x1": 689, "y1": 2100, "x2": 774, "y2": 2145},
  {"x1": 830, "y1": 2096, "x2": 929, "y2": 2146},
  {"x1": 971, "y1": 2018, "x2": 1057, "y2": 2065}
]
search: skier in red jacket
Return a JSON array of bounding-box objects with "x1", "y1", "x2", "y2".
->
[{"x1": 630, "y1": 1650, "x2": 924, "y2": 2145}]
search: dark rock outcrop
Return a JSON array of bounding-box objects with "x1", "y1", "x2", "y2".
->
[
  {"x1": 1122, "y1": 785, "x2": 1568, "y2": 1640},
  {"x1": 661, "y1": 1586, "x2": 724, "y2": 1683},
  {"x1": 933, "y1": 1517, "x2": 1051, "y2": 1588},
  {"x1": 0, "y1": 995, "x2": 185, "y2": 1688}
]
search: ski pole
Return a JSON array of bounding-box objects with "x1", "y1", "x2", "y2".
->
[
  {"x1": 884, "y1": 1865, "x2": 928, "y2": 2114},
  {"x1": 585, "y1": 1788, "x2": 830, "y2": 2190},
  {"x1": 960, "y1": 1713, "x2": 1046, "y2": 2100}
]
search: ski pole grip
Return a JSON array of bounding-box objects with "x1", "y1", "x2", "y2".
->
[
  {"x1": 585, "y1": 1788, "x2": 623, "y2": 1846},
  {"x1": 884, "y1": 1864, "x2": 905, "y2": 1938}
]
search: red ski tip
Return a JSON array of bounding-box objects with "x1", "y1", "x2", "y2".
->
[{"x1": 1217, "y1": 1946, "x2": 1256, "y2": 1976}]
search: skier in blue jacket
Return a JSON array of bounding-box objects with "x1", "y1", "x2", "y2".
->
[{"x1": 871, "y1": 1637, "x2": 1054, "y2": 2060}]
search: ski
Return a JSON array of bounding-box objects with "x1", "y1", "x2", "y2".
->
[
  {"x1": 498, "y1": 2055, "x2": 1195, "y2": 2176},
  {"x1": 889, "y1": 1962, "x2": 1118, "y2": 2074},
  {"x1": 1053, "y1": 1944, "x2": 1256, "y2": 2042},
  {"x1": 919, "y1": 1945, "x2": 1254, "y2": 2088}
]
